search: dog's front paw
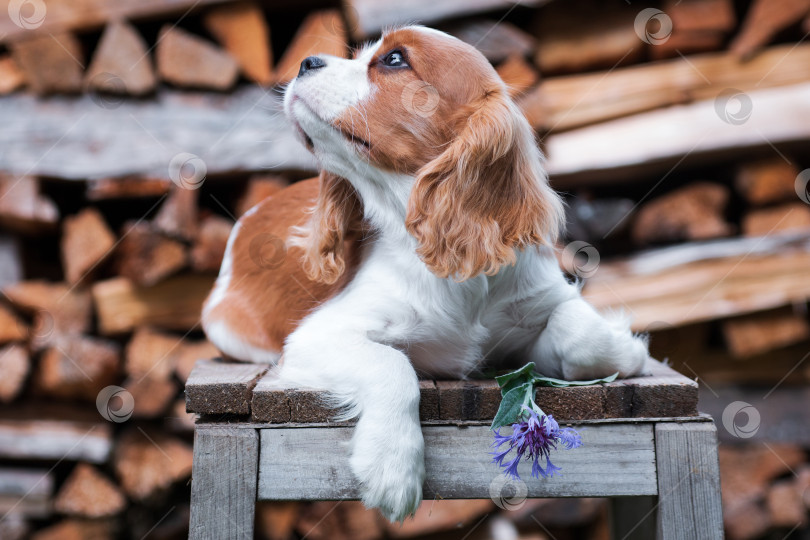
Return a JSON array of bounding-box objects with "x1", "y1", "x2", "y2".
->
[{"x1": 349, "y1": 422, "x2": 425, "y2": 522}]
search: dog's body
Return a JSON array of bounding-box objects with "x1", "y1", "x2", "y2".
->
[{"x1": 202, "y1": 26, "x2": 649, "y2": 521}]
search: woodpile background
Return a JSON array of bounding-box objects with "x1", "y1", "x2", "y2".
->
[{"x1": 0, "y1": 0, "x2": 809, "y2": 538}]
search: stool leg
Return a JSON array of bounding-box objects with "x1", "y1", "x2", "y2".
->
[
  {"x1": 654, "y1": 423, "x2": 724, "y2": 540},
  {"x1": 610, "y1": 496, "x2": 656, "y2": 540},
  {"x1": 190, "y1": 426, "x2": 259, "y2": 540}
]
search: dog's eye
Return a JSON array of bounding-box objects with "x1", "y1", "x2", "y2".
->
[{"x1": 382, "y1": 50, "x2": 408, "y2": 68}]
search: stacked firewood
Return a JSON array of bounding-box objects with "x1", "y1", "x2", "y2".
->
[{"x1": 1, "y1": 0, "x2": 810, "y2": 538}]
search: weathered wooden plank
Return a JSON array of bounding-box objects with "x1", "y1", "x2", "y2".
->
[
  {"x1": 0, "y1": 468, "x2": 53, "y2": 518},
  {"x1": 190, "y1": 426, "x2": 258, "y2": 540},
  {"x1": 243, "y1": 358, "x2": 697, "y2": 423},
  {"x1": 250, "y1": 375, "x2": 440, "y2": 422},
  {"x1": 437, "y1": 379, "x2": 501, "y2": 420},
  {"x1": 344, "y1": 0, "x2": 549, "y2": 40},
  {"x1": 0, "y1": 419, "x2": 111, "y2": 463},
  {"x1": 545, "y1": 82, "x2": 810, "y2": 187},
  {"x1": 655, "y1": 423, "x2": 723, "y2": 539},
  {"x1": 258, "y1": 423, "x2": 657, "y2": 500},
  {"x1": 185, "y1": 359, "x2": 268, "y2": 415},
  {"x1": 0, "y1": 88, "x2": 315, "y2": 181}
]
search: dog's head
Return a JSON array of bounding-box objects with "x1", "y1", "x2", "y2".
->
[{"x1": 284, "y1": 26, "x2": 563, "y2": 282}]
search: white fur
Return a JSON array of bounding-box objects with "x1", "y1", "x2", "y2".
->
[{"x1": 213, "y1": 27, "x2": 649, "y2": 523}]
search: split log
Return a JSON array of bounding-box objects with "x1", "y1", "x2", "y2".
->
[
  {"x1": 54, "y1": 464, "x2": 126, "y2": 518},
  {"x1": 273, "y1": 10, "x2": 348, "y2": 84},
  {"x1": 0, "y1": 234, "x2": 23, "y2": 288},
  {"x1": 61, "y1": 208, "x2": 116, "y2": 285},
  {"x1": 719, "y1": 443, "x2": 804, "y2": 514},
  {"x1": 30, "y1": 519, "x2": 114, "y2": 540},
  {"x1": 0, "y1": 87, "x2": 316, "y2": 181},
  {"x1": 632, "y1": 183, "x2": 733, "y2": 245},
  {"x1": 156, "y1": 25, "x2": 239, "y2": 91},
  {"x1": 742, "y1": 203, "x2": 810, "y2": 236},
  {"x1": 766, "y1": 480, "x2": 807, "y2": 528},
  {"x1": 256, "y1": 501, "x2": 300, "y2": 540},
  {"x1": 532, "y1": 0, "x2": 642, "y2": 75},
  {"x1": 0, "y1": 174, "x2": 59, "y2": 234},
  {"x1": 496, "y1": 54, "x2": 539, "y2": 98},
  {"x1": 9, "y1": 32, "x2": 83, "y2": 95},
  {"x1": 113, "y1": 221, "x2": 187, "y2": 287},
  {"x1": 544, "y1": 82, "x2": 810, "y2": 186},
  {"x1": 730, "y1": 0, "x2": 810, "y2": 59},
  {"x1": 521, "y1": 44, "x2": 810, "y2": 133},
  {"x1": 736, "y1": 159, "x2": 800, "y2": 206},
  {"x1": 92, "y1": 274, "x2": 214, "y2": 335},
  {"x1": 0, "y1": 512, "x2": 28, "y2": 540},
  {"x1": 0, "y1": 412, "x2": 112, "y2": 462},
  {"x1": 0, "y1": 304, "x2": 27, "y2": 344},
  {"x1": 236, "y1": 175, "x2": 290, "y2": 216},
  {"x1": 344, "y1": 0, "x2": 548, "y2": 40},
  {"x1": 651, "y1": 0, "x2": 735, "y2": 59},
  {"x1": 0, "y1": 344, "x2": 29, "y2": 403},
  {"x1": 0, "y1": 0, "x2": 246, "y2": 42},
  {"x1": 0, "y1": 468, "x2": 53, "y2": 518},
  {"x1": 35, "y1": 335, "x2": 121, "y2": 401},
  {"x1": 443, "y1": 19, "x2": 535, "y2": 64},
  {"x1": 154, "y1": 187, "x2": 199, "y2": 241},
  {"x1": 722, "y1": 307, "x2": 810, "y2": 358},
  {"x1": 203, "y1": 1, "x2": 273, "y2": 85},
  {"x1": 167, "y1": 399, "x2": 197, "y2": 432},
  {"x1": 648, "y1": 31, "x2": 726, "y2": 61},
  {"x1": 296, "y1": 501, "x2": 384, "y2": 540},
  {"x1": 125, "y1": 327, "x2": 181, "y2": 380},
  {"x1": 0, "y1": 55, "x2": 25, "y2": 94},
  {"x1": 113, "y1": 428, "x2": 193, "y2": 501},
  {"x1": 173, "y1": 339, "x2": 219, "y2": 382},
  {"x1": 584, "y1": 233, "x2": 810, "y2": 330},
  {"x1": 2, "y1": 281, "x2": 92, "y2": 348},
  {"x1": 85, "y1": 20, "x2": 156, "y2": 96},
  {"x1": 122, "y1": 376, "x2": 177, "y2": 418},
  {"x1": 386, "y1": 499, "x2": 494, "y2": 537},
  {"x1": 86, "y1": 176, "x2": 171, "y2": 200},
  {"x1": 191, "y1": 215, "x2": 233, "y2": 272}
]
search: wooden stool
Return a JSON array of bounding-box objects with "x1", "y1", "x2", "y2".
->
[{"x1": 185, "y1": 358, "x2": 723, "y2": 540}]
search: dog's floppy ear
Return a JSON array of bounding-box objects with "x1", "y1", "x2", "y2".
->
[
  {"x1": 405, "y1": 91, "x2": 564, "y2": 281},
  {"x1": 293, "y1": 170, "x2": 364, "y2": 284}
]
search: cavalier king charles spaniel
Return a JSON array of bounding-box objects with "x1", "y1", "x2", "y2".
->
[{"x1": 202, "y1": 26, "x2": 649, "y2": 521}]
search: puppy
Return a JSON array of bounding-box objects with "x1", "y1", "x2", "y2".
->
[{"x1": 202, "y1": 26, "x2": 649, "y2": 521}]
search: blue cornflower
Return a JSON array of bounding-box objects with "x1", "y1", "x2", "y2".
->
[{"x1": 491, "y1": 406, "x2": 582, "y2": 480}]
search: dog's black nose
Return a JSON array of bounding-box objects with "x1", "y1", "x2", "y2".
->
[{"x1": 298, "y1": 56, "x2": 326, "y2": 77}]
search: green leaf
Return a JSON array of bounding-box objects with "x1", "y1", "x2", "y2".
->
[
  {"x1": 494, "y1": 363, "x2": 536, "y2": 395},
  {"x1": 532, "y1": 372, "x2": 619, "y2": 388},
  {"x1": 491, "y1": 381, "x2": 533, "y2": 429}
]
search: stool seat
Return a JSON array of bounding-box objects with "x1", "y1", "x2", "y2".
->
[{"x1": 186, "y1": 358, "x2": 723, "y2": 540}]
